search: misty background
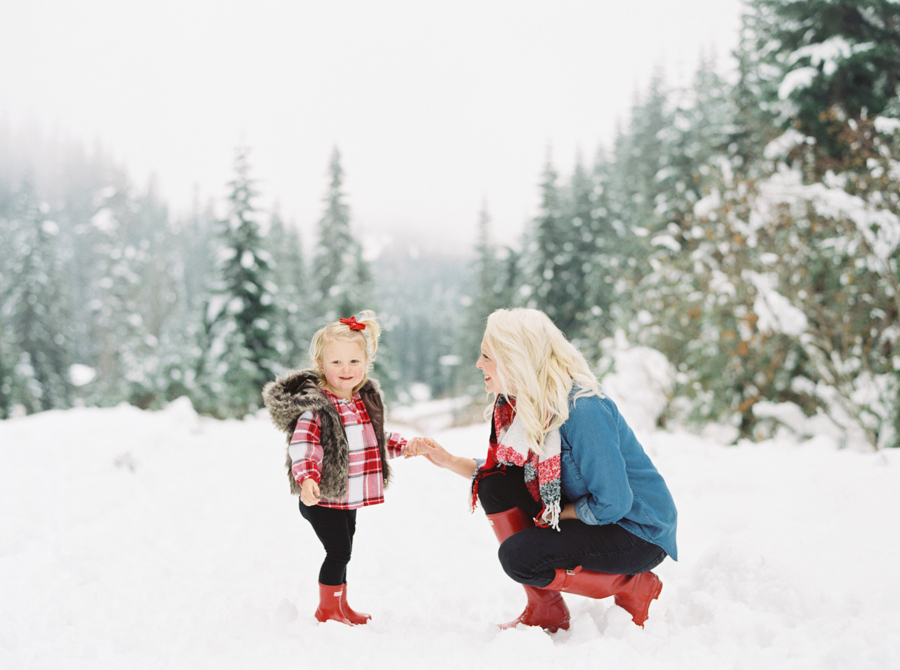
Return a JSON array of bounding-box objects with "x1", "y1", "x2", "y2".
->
[{"x1": 1, "y1": 0, "x2": 899, "y2": 450}]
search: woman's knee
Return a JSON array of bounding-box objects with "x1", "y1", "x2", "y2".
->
[{"x1": 497, "y1": 534, "x2": 554, "y2": 587}]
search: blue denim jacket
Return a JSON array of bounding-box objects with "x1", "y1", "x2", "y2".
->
[{"x1": 559, "y1": 393, "x2": 678, "y2": 560}]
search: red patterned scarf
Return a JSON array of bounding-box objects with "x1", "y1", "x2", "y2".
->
[{"x1": 471, "y1": 395, "x2": 563, "y2": 530}]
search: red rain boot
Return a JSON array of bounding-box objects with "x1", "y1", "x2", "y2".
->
[
  {"x1": 486, "y1": 508, "x2": 571, "y2": 632},
  {"x1": 340, "y1": 583, "x2": 371, "y2": 625},
  {"x1": 314, "y1": 582, "x2": 355, "y2": 625},
  {"x1": 546, "y1": 566, "x2": 663, "y2": 627}
]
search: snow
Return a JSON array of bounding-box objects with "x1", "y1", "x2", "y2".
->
[
  {"x1": 745, "y1": 271, "x2": 809, "y2": 337},
  {"x1": 777, "y1": 66, "x2": 818, "y2": 101},
  {"x1": 755, "y1": 165, "x2": 900, "y2": 265},
  {"x1": 875, "y1": 116, "x2": 900, "y2": 135},
  {"x1": 2, "y1": 396, "x2": 899, "y2": 670}
]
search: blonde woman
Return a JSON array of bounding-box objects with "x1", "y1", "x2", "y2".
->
[{"x1": 412, "y1": 308, "x2": 677, "y2": 632}]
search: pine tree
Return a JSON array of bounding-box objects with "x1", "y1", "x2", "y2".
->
[
  {"x1": 312, "y1": 147, "x2": 372, "y2": 321},
  {"x1": 576, "y1": 147, "x2": 635, "y2": 356},
  {"x1": 745, "y1": 0, "x2": 900, "y2": 163},
  {"x1": 461, "y1": 201, "x2": 513, "y2": 364},
  {"x1": 683, "y1": 0, "x2": 900, "y2": 447},
  {"x1": 526, "y1": 154, "x2": 583, "y2": 336},
  {"x1": 202, "y1": 146, "x2": 278, "y2": 417},
  {"x1": 267, "y1": 206, "x2": 309, "y2": 368},
  {"x1": 0, "y1": 179, "x2": 74, "y2": 413},
  {"x1": 81, "y1": 182, "x2": 159, "y2": 406}
]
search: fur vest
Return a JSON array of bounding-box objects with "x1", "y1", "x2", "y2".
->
[{"x1": 262, "y1": 369, "x2": 391, "y2": 499}]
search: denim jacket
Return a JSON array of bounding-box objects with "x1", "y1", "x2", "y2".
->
[{"x1": 559, "y1": 392, "x2": 678, "y2": 560}]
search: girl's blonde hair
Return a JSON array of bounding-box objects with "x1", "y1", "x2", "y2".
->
[
  {"x1": 483, "y1": 308, "x2": 602, "y2": 456},
  {"x1": 309, "y1": 310, "x2": 382, "y2": 392}
]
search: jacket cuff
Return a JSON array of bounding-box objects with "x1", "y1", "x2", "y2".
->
[
  {"x1": 296, "y1": 471, "x2": 321, "y2": 485},
  {"x1": 574, "y1": 496, "x2": 599, "y2": 525}
]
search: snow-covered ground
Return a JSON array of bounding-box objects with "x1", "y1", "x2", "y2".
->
[{"x1": 1, "y1": 394, "x2": 899, "y2": 670}]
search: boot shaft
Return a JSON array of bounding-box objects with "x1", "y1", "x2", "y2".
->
[{"x1": 486, "y1": 507, "x2": 534, "y2": 544}]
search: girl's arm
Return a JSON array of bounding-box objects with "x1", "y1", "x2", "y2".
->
[
  {"x1": 410, "y1": 438, "x2": 477, "y2": 479},
  {"x1": 290, "y1": 410, "x2": 324, "y2": 505},
  {"x1": 385, "y1": 431, "x2": 407, "y2": 459}
]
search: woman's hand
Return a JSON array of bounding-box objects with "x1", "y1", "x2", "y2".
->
[
  {"x1": 559, "y1": 503, "x2": 579, "y2": 521},
  {"x1": 300, "y1": 478, "x2": 321, "y2": 506},
  {"x1": 411, "y1": 437, "x2": 452, "y2": 467},
  {"x1": 408, "y1": 437, "x2": 477, "y2": 479}
]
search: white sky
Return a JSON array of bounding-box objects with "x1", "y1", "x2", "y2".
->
[{"x1": 0, "y1": 0, "x2": 744, "y2": 256}]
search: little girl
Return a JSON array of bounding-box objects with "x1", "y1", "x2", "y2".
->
[{"x1": 262, "y1": 310, "x2": 413, "y2": 625}]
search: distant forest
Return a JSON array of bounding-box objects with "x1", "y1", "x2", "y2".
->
[{"x1": 2, "y1": 0, "x2": 899, "y2": 449}]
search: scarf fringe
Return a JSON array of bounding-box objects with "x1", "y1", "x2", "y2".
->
[{"x1": 539, "y1": 500, "x2": 562, "y2": 532}]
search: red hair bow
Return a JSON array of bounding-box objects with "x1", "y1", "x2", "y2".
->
[{"x1": 339, "y1": 316, "x2": 366, "y2": 331}]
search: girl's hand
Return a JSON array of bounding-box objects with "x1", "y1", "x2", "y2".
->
[
  {"x1": 300, "y1": 478, "x2": 321, "y2": 506},
  {"x1": 404, "y1": 437, "x2": 431, "y2": 458}
]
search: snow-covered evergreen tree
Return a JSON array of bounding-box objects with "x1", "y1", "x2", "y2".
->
[
  {"x1": 525, "y1": 155, "x2": 583, "y2": 336},
  {"x1": 312, "y1": 148, "x2": 373, "y2": 321},
  {"x1": 685, "y1": 0, "x2": 900, "y2": 447},
  {"x1": 0, "y1": 179, "x2": 74, "y2": 414},
  {"x1": 267, "y1": 206, "x2": 309, "y2": 369},
  {"x1": 200, "y1": 146, "x2": 278, "y2": 418}
]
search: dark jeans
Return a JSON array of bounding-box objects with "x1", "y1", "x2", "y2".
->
[
  {"x1": 478, "y1": 466, "x2": 667, "y2": 588},
  {"x1": 298, "y1": 501, "x2": 357, "y2": 586}
]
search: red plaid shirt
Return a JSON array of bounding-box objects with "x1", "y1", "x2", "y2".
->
[{"x1": 289, "y1": 388, "x2": 407, "y2": 509}]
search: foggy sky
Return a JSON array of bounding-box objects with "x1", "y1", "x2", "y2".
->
[{"x1": 0, "y1": 0, "x2": 744, "y2": 256}]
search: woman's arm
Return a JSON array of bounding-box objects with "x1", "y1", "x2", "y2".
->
[
  {"x1": 562, "y1": 397, "x2": 633, "y2": 525},
  {"x1": 408, "y1": 438, "x2": 478, "y2": 479}
]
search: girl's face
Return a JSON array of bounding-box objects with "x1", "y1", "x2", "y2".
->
[
  {"x1": 476, "y1": 339, "x2": 502, "y2": 394},
  {"x1": 319, "y1": 338, "x2": 367, "y2": 400}
]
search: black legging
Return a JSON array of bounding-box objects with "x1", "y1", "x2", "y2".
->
[
  {"x1": 478, "y1": 466, "x2": 667, "y2": 587},
  {"x1": 298, "y1": 501, "x2": 357, "y2": 586}
]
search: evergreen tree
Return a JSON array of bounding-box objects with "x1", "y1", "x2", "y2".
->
[
  {"x1": 267, "y1": 206, "x2": 310, "y2": 368},
  {"x1": 312, "y1": 147, "x2": 372, "y2": 320},
  {"x1": 576, "y1": 147, "x2": 635, "y2": 357},
  {"x1": 744, "y1": 0, "x2": 900, "y2": 163},
  {"x1": 81, "y1": 182, "x2": 159, "y2": 406},
  {"x1": 526, "y1": 154, "x2": 582, "y2": 336},
  {"x1": 202, "y1": 146, "x2": 278, "y2": 417},
  {"x1": 0, "y1": 179, "x2": 74, "y2": 413},
  {"x1": 682, "y1": 0, "x2": 900, "y2": 447}
]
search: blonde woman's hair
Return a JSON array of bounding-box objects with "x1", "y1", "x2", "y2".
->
[
  {"x1": 483, "y1": 308, "x2": 602, "y2": 456},
  {"x1": 309, "y1": 310, "x2": 382, "y2": 392}
]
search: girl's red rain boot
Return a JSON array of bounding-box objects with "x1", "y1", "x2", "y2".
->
[
  {"x1": 340, "y1": 583, "x2": 371, "y2": 625},
  {"x1": 314, "y1": 583, "x2": 355, "y2": 625},
  {"x1": 546, "y1": 566, "x2": 662, "y2": 627},
  {"x1": 486, "y1": 508, "x2": 571, "y2": 632}
]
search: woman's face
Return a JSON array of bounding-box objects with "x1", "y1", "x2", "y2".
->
[
  {"x1": 319, "y1": 338, "x2": 367, "y2": 399},
  {"x1": 476, "y1": 339, "x2": 502, "y2": 394}
]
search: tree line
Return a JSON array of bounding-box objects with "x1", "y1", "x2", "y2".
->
[{"x1": 1, "y1": 0, "x2": 898, "y2": 448}]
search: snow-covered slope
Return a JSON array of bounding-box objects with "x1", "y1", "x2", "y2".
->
[{"x1": 1, "y1": 397, "x2": 898, "y2": 669}]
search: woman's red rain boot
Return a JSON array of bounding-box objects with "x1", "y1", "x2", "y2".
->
[
  {"x1": 497, "y1": 585, "x2": 571, "y2": 633},
  {"x1": 486, "y1": 506, "x2": 534, "y2": 542},
  {"x1": 314, "y1": 583, "x2": 355, "y2": 625},
  {"x1": 340, "y1": 583, "x2": 371, "y2": 625},
  {"x1": 546, "y1": 566, "x2": 662, "y2": 627},
  {"x1": 486, "y1": 508, "x2": 571, "y2": 632}
]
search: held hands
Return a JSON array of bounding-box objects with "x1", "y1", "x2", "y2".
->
[
  {"x1": 404, "y1": 437, "x2": 452, "y2": 468},
  {"x1": 300, "y1": 478, "x2": 321, "y2": 506}
]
